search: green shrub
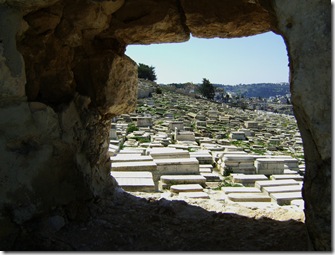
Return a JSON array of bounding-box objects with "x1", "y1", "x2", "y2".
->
[
  {"x1": 136, "y1": 137, "x2": 151, "y2": 143},
  {"x1": 127, "y1": 123, "x2": 138, "y2": 134}
]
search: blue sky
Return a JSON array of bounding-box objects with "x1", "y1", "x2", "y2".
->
[{"x1": 126, "y1": 32, "x2": 289, "y2": 85}]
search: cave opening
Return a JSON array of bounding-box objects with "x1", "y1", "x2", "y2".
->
[{"x1": 108, "y1": 32, "x2": 306, "y2": 211}]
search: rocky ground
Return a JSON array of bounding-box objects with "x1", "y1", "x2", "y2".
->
[{"x1": 12, "y1": 188, "x2": 308, "y2": 251}]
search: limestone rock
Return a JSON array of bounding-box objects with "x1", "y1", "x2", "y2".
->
[
  {"x1": 272, "y1": 0, "x2": 331, "y2": 250},
  {"x1": 105, "y1": 0, "x2": 189, "y2": 44},
  {"x1": 0, "y1": 101, "x2": 93, "y2": 229},
  {"x1": 180, "y1": 0, "x2": 276, "y2": 38},
  {"x1": 74, "y1": 52, "x2": 137, "y2": 116},
  {"x1": 104, "y1": 54, "x2": 138, "y2": 115},
  {"x1": 19, "y1": 32, "x2": 75, "y2": 103},
  {"x1": 23, "y1": 5, "x2": 61, "y2": 35}
]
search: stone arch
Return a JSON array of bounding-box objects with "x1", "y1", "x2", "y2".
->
[{"x1": 0, "y1": 0, "x2": 331, "y2": 251}]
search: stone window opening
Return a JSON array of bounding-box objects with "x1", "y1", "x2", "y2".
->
[{"x1": 111, "y1": 31, "x2": 303, "y2": 197}]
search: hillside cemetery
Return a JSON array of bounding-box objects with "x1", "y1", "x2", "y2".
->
[{"x1": 109, "y1": 90, "x2": 305, "y2": 209}]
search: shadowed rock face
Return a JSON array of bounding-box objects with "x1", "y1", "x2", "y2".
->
[
  {"x1": 0, "y1": 0, "x2": 331, "y2": 251},
  {"x1": 271, "y1": 1, "x2": 331, "y2": 250},
  {"x1": 180, "y1": 0, "x2": 276, "y2": 38}
]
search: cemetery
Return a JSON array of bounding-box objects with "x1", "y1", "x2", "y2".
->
[{"x1": 109, "y1": 89, "x2": 305, "y2": 208}]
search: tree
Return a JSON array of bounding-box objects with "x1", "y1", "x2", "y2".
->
[
  {"x1": 198, "y1": 78, "x2": 215, "y2": 100},
  {"x1": 138, "y1": 63, "x2": 157, "y2": 81}
]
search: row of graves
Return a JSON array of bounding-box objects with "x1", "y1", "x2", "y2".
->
[{"x1": 109, "y1": 92, "x2": 305, "y2": 208}]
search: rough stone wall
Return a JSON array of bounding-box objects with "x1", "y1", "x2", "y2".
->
[
  {"x1": 180, "y1": 0, "x2": 276, "y2": 38},
  {"x1": 104, "y1": 0, "x2": 190, "y2": 44},
  {"x1": 0, "y1": 0, "x2": 331, "y2": 251},
  {"x1": 0, "y1": 0, "x2": 137, "y2": 249},
  {"x1": 272, "y1": 0, "x2": 331, "y2": 250}
]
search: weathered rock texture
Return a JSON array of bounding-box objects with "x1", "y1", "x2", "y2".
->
[
  {"x1": 180, "y1": 0, "x2": 276, "y2": 38},
  {"x1": 272, "y1": 0, "x2": 331, "y2": 250},
  {"x1": 0, "y1": 0, "x2": 331, "y2": 251},
  {"x1": 104, "y1": 0, "x2": 190, "y2": 44}
]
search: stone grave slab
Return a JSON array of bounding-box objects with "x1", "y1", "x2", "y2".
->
[
  {"x1": 196, "y1": 121, "x2": 207, "y2": 127},
  {"x1": 239, "y1": 128, "x2": 254, "y2": 137},
  {"x1": 230, "y1": 131, "x2": 247, "y2": 140},
  {"x1": 160, "y1": 175, "x2": 206, "y2": 185},
  {"x1": 271, "y1": 174, "x2": 303, "y2": 181},
  {"x1": 168, "y1": 121, "x2": 184, "y2": 131},
  {"x1": 199, "y1": 167, "x2": 212, "y2": 173},
  {"x1": 244, "y1": 121, "x2": 258, "y2": 129},
  {"x1": 179, "y1": 192, "x2": 210, "y2": 199},
  {"x1": 154, "y1": 158, "x2": 199, "y2": 169},
  {"x1": 220, "y1": 154, "x2": 256, "y2": 174},
  {"x1": 110, "y1": 154, "x2": 153, "y2": 163},
  {"x1": 221, "y1": 187, "x2": 261, "y2": 194},
  {"x1": 255, "y1": 179, "x2": 299, "y2": 191},
  {"x1": 147, "y1": 143, "x2": 164, "y2": 148},
  {"x1": 175, "y1": 131, "x2": 196, "y2": 141},
  {"x1": 170, "y1": 184, "x2": 204, "y2": 193},
  {"x1": 270, "y1": 192, "x2": 303, "y2": 206},
  {"x1": 148, "y1": 148, "x2": 190, "y2": 159},
  {"x1": 199, "y1": 164, "x2": 213, "y2": 169},
  {"x1": 283, "y1": 158, "x2": 300, "y2": 170},
  {"x1": 221, "y1": 151, "x2": 248, "y2": 156},
  {"x1": 110, "y1": 140, "x2": 121, "y2": 145},
  {"x1": 199, "y1": 164, "x2": 213, "y2": 173},
  {"x1": 110, "y1": 171, "x2": 155, "y2": 192},
  {"x1": 137, "y1": 117, "x2": 152, "y2": 127},
  {"x1": 200, "y1": 172, "x2": 221, "y2": 182},
  {"x1": 254, "y1": 158, "x2": 285, "y2": 175},
  {"x1": 119, "y1": 147, "x2": 146, "y2": 155},
  {"x1": 168, "y1": 144, "x2": 199, "y2": 150},
  {"x1": 227, "y1": 193, "x2": 271, "y2": 202},
  {"x1": 111, "y1": 171, "x2": 152, "y2": 178},
  {"x1": 262, "y1": 185, "x2": 302, "y2": 196},
  {"x1": 111, "y1": 161, "x2": 157, "y2": 172},
  {"x1": 222, "y1": 154, "x2": 255, "y2": 162},
  {"x1": 189, "y1": 151, "x2": 213, "y2": 164},
  {"x1": 157, "y1": 174, "x2": 206, "y2": 191},
  {"x1": 117, "y1": 151, "x2": 142, "y2": 156},
  {"x1": 232, "y1": 174, "x2": 268, "y2": 186}
]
